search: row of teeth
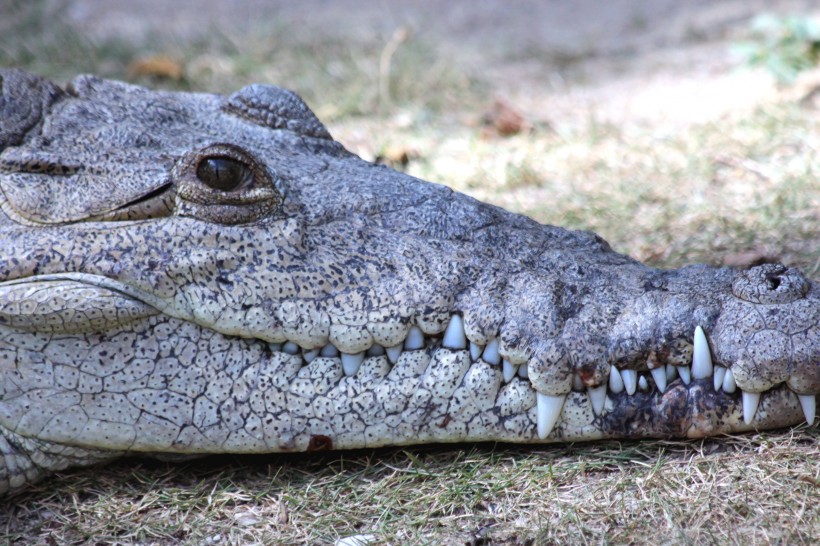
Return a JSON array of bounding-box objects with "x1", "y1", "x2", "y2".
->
[{"x1": 270, "y1": 318, "x2": 817, "y2": 440}]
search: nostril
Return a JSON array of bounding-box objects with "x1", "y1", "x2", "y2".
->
[
  {"x1": 732, "y1": 263, "x2": 809, "y2": 304},
  {"x1": 766, "y1": 275, "x2": 781, "y2": 291}
]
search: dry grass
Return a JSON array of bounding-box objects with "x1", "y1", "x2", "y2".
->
[
  {"x1": 3, "y1": 428, "x2": 818, "y2": 544},
  {"x1": 1, "y1": 1, "x2": 819, "y2": 544}
]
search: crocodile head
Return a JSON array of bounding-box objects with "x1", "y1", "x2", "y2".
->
[{"x1": 0, "y1": 69, "x2": 817, "y2": 494}]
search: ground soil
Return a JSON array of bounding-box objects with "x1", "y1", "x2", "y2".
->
[{"x1": 67, "y1": 0, "x2": 820, "y2": 129}]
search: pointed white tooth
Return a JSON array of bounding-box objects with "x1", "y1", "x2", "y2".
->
[
  {"x1": 442, "y1": 315, "x2": 467, "y2": 350},
  {"x1": 742, "y1": 390, "x2": 761, "y2": 425},
  {"x1": 502, "y1": 359, "x2": 519, "y2": 383},
  {"x1": 650, "y1": 367, "x2": 667, "y2": 393},
  {"x1": 320, "y1": 344, "x2": 339, "y2": 358},
  {"x1": 722, "y1": 368, "x2": 736, "y2": 393},
  {"x1": 572, "y1": 374, "x2": 585, "y2": 392},
  {"x1": 367, "y1": 344, "x2": 385, "y2": 357},
  {"x1": 269, "y1": 342, "x2": 283, "y2": 353},
  {"x1": 536, "y1": 392, "x2": 567, "y2": 439},
  {"x1": 638, "y1": 375, "x2": 648, "y2": 391},
  {"x1": 482, "y1": 338, "x2": 501, "y2": 365},
  {"x1": 283, "y1": 341, "x2": 300, "y2": 355},
  {"x1": 798, "y1": 394, "x2": 816, "y2": 424},
  {"x1": 405, "y1": 326, "x2": 425, "y2": 350},
  {"x1": 692, "y1": 326, "x2": 714, "y2": 380},
  {"x1": 469, "y1": 341, "x2": 483, "y2": 361},
  {"x1": 517, "y1": 363, "x2": 529, "y2": 379},
  {"x1": 677, "y1": 366, "x2": 691, "y2": 385},
  {"x1": 587, "y1": 385, "x2": 607, "y2": 415},
  {"x1": 621, "y1": 369, "x2": 637, "y2": 395},
  {"x1": 386, "y1": 344, "x2": 403, "y2": 364},
  {"x1": 303, "y1": 349, "x2": 320, "y2": 363},
  {"x1": 666, "y1": 364, "x2": 678, "y2": 381},
  {"x1": 713, "y1": 366, "x2": 726, "y2": 392},
  {"x1": 341, "y1": 352, "x2": 365, "y2": 376},
  {"x1": 609, "y1": 367, "x2": 624, "y2": 394}
]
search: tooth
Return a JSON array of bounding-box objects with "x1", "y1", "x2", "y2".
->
[
  {"x1": 517, "y1": 363, "x2": 529, "y2": 379},
  {"x1": 482, "y1": 338, "x2": 501, "y2": 365},
  {"x1": 367, "y1": 344, "x2": 385, "y2": 357},
  {"x1": 536, "y1": 392, "x2": 567, "y2": 439},
  {"x1": 469, "y1": 341, "x2": 483, "y2": 361},
  {"x1": 269, "y1": 343, "x2": 283, "y2": 352},
  {"x1": 677, "y1": 366, "x2": 691, "y2": 385},
  {"x1": 650, "y1": 367, "x2": 667, "y2": 393},
  {"x1": 572, "y1": 374, "x2": 585, "y2": 391},
  {"x1": 303, "y1": 348, "x2": 320, "y2": 363},
  {"x1": 666, "y1": 364, "x2": 678, "y2": 381},
  {"x1": 638, "y1": 375, "x2": 648, "y2": 391},
  {"x1": 798, "y1": 394, "x2": 816, "y2": 424},
  {"x1": 442, "y1": 315, "x2": 467, "y2": 350},
  {"x1": 722, "y1": 368, "x2": 736, "y2": 393},
  {"x1": 405, "y1": 326, "x2": 425, "y2": 350},
  {"x1": 609, "y1": 367, "x2": 624, "y2": 394},
  {"x1": 621, "y1": 369, "x2": 637, "y2": 395},
  {"x1": 341, "y1": 352, "x2": 365, "y2": 376},
  {"x1": 742, "y1": 390, "x2": 761, "y2": 425},
  {"x1": 692, "y1": 326, "x2": 713, "y2": 380},
  {"x1": 502, "y1": 359, "x2": 518, "y2": 382},
  {"x1": 713, "y1": 366, "x2": 726, "y2": 391},
  {"x1": 321, "y1": 344, "x2": 339, "y2": 358},
  {"x1": 587, "y1": 385, "x2": 607, "y2": 415},
  {"x1": 283, "y1": 341, "x2": 300, "y2": 355},
  {"x1": 386, "y1": 344, "x2": 403, "y2": 364}
]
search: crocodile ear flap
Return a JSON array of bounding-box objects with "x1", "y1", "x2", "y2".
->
[
  {"x1": 222, "y1": 84, "x2": 331, "y2": 140},
  {"x1": 0, "y1": 69, "x2": 64, "y2": 150}
]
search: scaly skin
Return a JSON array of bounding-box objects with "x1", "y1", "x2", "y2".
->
[{"x1": 0, "y1": 69, "x2": 816, "y2": 495}]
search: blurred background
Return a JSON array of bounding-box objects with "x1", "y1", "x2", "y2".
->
[{"x1": 2, "y1": 0, "x2": 818, "y2": 274}]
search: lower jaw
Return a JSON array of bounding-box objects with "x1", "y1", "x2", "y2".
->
[{"x1": 0, "y1": 312, "x2": 811, "y2": 456}]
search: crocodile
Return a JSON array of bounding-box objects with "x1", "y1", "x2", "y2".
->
[{"x1": 0, "y1": 68, "x2": 817, "y2": 496}]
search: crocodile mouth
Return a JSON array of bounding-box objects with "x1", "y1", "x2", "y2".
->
[{"x1": 0, "y1": 275, "x2": 814, "y2": 447}]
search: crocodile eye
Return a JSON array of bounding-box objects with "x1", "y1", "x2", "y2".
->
[{"x1": 196, "y1": 157, "x2": 252, "y2": 192}]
